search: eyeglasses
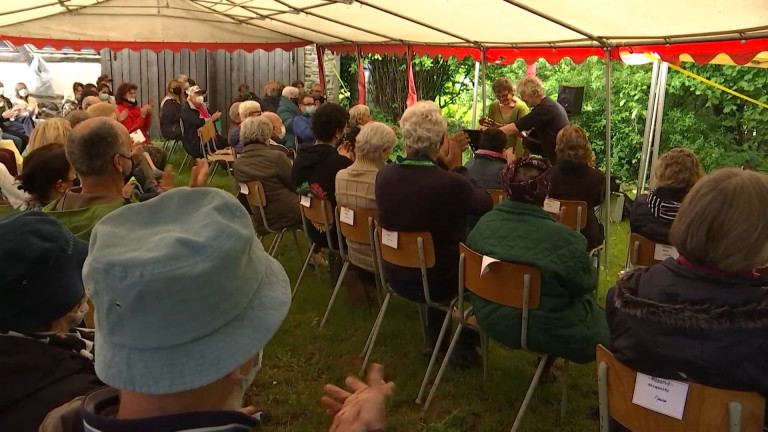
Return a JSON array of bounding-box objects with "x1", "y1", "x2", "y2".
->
[{"x1": 250, "y1": 111, "x2": 262, "y2": 116}]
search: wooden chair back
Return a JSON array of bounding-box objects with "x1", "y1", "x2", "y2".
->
[
  {"x1": 300, "y1": 193, "x2": 333, "y2": 228},
  {"x1": 337, "y1": 206, "x2": 377, "y2": 245},
  {"x1": 246, "y1": 180, "x2": 268, "y2": 209},
  {"x1": 459, "y1": 243, "x2": 541, "y2": 309},
  {"x1": 488, "y1": 189, "x2": 505, "y2": 206},
  {"x1": 198, "y1": 121, "x2": 216, "y2": 145},
  {"x1": 596, "y1": 345, "x2": 766, "y2": 432},
  {"x1": 554, "y1": 199, "x2": 588, "y2": 230},
  {"x1": 628, "y1": 233, "x2": 679, "y2": 267},
  {"x1": 376, "y1": 223, "x2": 436, "y2": 269}
]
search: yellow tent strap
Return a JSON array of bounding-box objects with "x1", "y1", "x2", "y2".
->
[{"x1": 645, "y1": 53, "x2": 768, "y2": 110}]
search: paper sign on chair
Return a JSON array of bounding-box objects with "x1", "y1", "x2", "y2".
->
[
  {"x1": 238, "y1": 183, "x2": 249, "y2": 195},
  {"x1": 480, "y1": 255, "x2": 499, "y2": 277},
  {"x1": 300, "y1": 195, "x2": 311, "y2": 208},
  {"x1": 340, "y1": 207, "x2": 355, "y2": 225},
  {"x1": 543, "y1": 198, "x2": 561, "y2": 214},
  {"x1": 653, "y1": 244, "x2": 679, "y2": 261},
  {"x1": 632, "y1": 372, "x2": 689, "y2": 420},
  {"x1": 381, "y1": 229, "x2": 398, "y2": 249}
]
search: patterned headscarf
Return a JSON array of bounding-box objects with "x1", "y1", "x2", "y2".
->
[{"x1": 501, "y1": 156, "x2": 552, "y2": 206}]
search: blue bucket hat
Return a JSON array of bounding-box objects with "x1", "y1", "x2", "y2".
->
[{"x1": 83, "y1": 187, "x2": 290, "y2": 394}]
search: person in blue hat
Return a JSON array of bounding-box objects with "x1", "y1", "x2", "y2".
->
[{"x1": 0, "y1": 211, "x2": 101, "y2": 432}]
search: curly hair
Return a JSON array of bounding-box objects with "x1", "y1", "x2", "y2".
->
[
  {"x1": 311, "y1": 103, "x2": 349, "y2": 142},
  {"x1": 491, "y1": 78, "x2": 515, "y2": 95},
  {"x1": 115, "y1": 82, "x2": 137, "y2": 105},
  {"x1": 517, "y1": 76, "x2": 545, "y2": 99},
  {"x1": 399, "y1": 101, "x2": 446, "y2": 153},
  {"x1": 652, "y1": 148, "x2": 703, "y2": 190},
  {"x1": 555, "y1": 125, "x2": 593, "y2": 165}
]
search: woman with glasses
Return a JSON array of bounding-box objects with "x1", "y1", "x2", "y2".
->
[{"x1": 482, "y1": 77, "x2": 529, "y2": 158}]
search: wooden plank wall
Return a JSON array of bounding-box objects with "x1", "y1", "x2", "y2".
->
[{"x1": 100, "y1": 48, "x2": 304, "y2": 139}]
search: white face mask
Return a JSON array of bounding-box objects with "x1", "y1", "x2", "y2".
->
[
  {"x1": 239, "y1": 350, "x2": 263, "y2": 399},
  {"x1": 278, "y1": 126, "x2": 286, "y2": 139},
  {"x1": 0, "y1": 87, "x2": 5, "y2": 95},
  {"x1": 184, "y1": 82, "x2": 190, "y2": 90},
  {"x1": 195, "y1": 95, "x2": 205, "y2": 104},
  {"x1": 127, "y1": 97, "x2": 136, "y2": 103},
  {"x1": 18, "y1": 89, "x2": 28, "y2": 97}
]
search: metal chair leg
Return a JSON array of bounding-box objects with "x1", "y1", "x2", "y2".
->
[
  {"x1": 422, "y1": 321, "x2": 464, "y2": 413},
  {"x1": 510, "y1": 354, "x2": 551, "y2": 432},
  {"x1": 481, "y1": 331, "x2": 489, "y2": 388},
  {"x1": 560, "y1": 360, "x2": 570, "y2": 424},
  {"x1": 179, "y1": 154, "x2": 190, "y2": 171},
  {"x1": 320, "y1": 260, "x2": 349, "y2": 328},
  {"x1": 293, "y1": 242, "x2": 316, "y2": 298},
  {"x1": 208, "y1": 162, "x2": 219, "y2": 183},
  {"x1": 360, "y1": 292, "x2": 391, "y2": 376},
  {"x1": 416, "y1": 302, "x2": 456, "y2": 405}
]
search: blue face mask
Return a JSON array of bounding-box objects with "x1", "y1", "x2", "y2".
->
[
  {"x1": 305, "y1": 106, "x2": 317, "y2": 115},
  {"x1": 99, "y1": 93, "x2": 110, "y2": 101}
]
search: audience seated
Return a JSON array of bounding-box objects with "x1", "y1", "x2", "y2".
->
[
  {"x1": 465, "y1": 128, "x2": 509, "y2": 190},
  {"x1": 235, "y1": 83, "x2": 261, "y2": 104},
  {"x1": 27, "y1": 117, "x2": 72, "y2": 154},
  {"x1": 607, "y1": 168, "x2": 768, "y2": 431},
  {"x1": 468, "y1": 157, "x2": 608, "y2": 373},
  {"x1": 81, "y1": 95, "x2": 100, "y2": 110},
  {"x1": 291, "y1": 80, "x2": 305, "y2": 91},
  {"x1": 630, "y1": 148, "x2": 702, "y2": 244},
  {"x1": 11, "y1": 82, "x2": 38, "y2": 135},
  {"x1": 260, "y1": 112, "x2": 292, "y2": 157},
  {"x1": 0, "y1": 149, "x2": 27, "y2": 209},
  {"x1": 65, "y1": 110, "x2": 91, "y2": 128},
  {"x1": 228, "y1": 102, "x2": 243, "y2": 154},
  {"x1": 114, "y1": 82, "x2": 153, "y2": 144},
  {"x1": 181, "y1": 85, "x2": 223, "y2": 158},
  {"x1": 18, "y1": 143, "x2": 78, "y2": 210},
  {"x1": 233, "y1": 116, "x2": 302, "y2": 236},
  {"x1": 86, "y1": 101, "x2": 116, "y2": 118},
  {"x1": 0, "y1": 81, "x2": 30, "y2": 152},
  {"x1": 81, "y1": 83, "x2": 98, "y2": 100},
  {"x1": 548, "y1": 125, "x2": 606, "y2": 250},
  {"x1": 61, "y1": 82, "x2": 83, "y2": 118},
  {"x1": 96, "y1": 83, "x2": 115, "y2": 104},
  {"x1": 375, "y1": 101, "x2": 492, "y2": 364},
  {"x1": 159, "y1": 79, "x2": 183, "y2": 141},
  {"x1": 294, "y1": 93, "x2": 317, "y2": 149},
  {"x1": 239, "y1": 100, "x2": 262, "y2": 120},
  {"x1": 40, "y1": 187, "x2": 291, "y2": 431},
  {"x1": 335, "y1": 122, "x2": 397, "y2": 305},
  {"x1": 277, "y1": 86, "x2": 300, "y2": 149},
  {"x1": 0, "y1": 212, "x2": 101, "y2": 432},
  {"x1": 310, "y1": 82, "x2": 324, "y2": 98},
  {"x1": 261, "y1": 81, "x2": 283, "y2": 113},
  {"x1": 348, "y1": 104, "x2": 373, "y2": 129}
]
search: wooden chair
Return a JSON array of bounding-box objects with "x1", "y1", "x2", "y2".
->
[
  {"x1": 488, "y1": 189, "x2": 505, "y2": 206},
  {"x1": 293, "y1": 190, "x2": 336, "y2": 298},
  {"x1": 360, "y1": 223, "x2": 455, "y2": 396},
  {"x1": 245, "y1": 180, "x2": 303, "y2": 259},
  {"x1": 627, "y1": 233, "x2": 678, "y2": 268},
  {"x1": 596, "y1": 345, "x2": 765, "y2": 432},
  {"x1": 421, "y1": 244, "x2": 562, "y2": 432},
  {"x1": 546, "y1": 198, "x2": 588, "y2": 231},
  {"x1": 319, "y1": 205, "x2": 380, "y2": 328}
]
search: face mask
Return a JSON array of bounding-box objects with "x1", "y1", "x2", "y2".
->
[
  {"x1": 0, "y1": 87, "x2": 5, "y2": 95},
  {"x1": 241, "y1": 92, "x2": 251, "y2": 100},
  {"x1": 171, "y1": 87, "x2": 182, "y2": 96},
  {"x1": 183, "y1": 82, "x2": 190, "y2": 89},
  {"x1": 127, "y1": 97, "x2": 136, "y2": 103},
  {"x1": 278, "y1": 126, "x2": 286, "y2": 139},
  {"x1": 239, "y1": 350, "x2": 263, "y2": 399},
  {"x1": 195, "y1": 95, "x2": 205, "y2": 104},
  {"x1": 18, "y1": 89, "x2": 28, "y2": 97},
  {"x1": 99, "y1": 93, "x2": 110, "y2": 101},
  {"x1": 305, "y1": 106, "x2": 316, "y2": 115}
]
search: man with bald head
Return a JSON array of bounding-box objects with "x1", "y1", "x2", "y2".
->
[
  {"x1": 81, "y1": 95, "x2": 101, "y2": 110},
  {"x1": 261, "y1": 111, "x2": 292, "y2": 157}
]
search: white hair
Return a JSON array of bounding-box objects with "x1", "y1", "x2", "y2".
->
[
  {"x1": 240, "y1": 116, "x2": 272, "y2": 145},
  {"x1": 239, "y1": 101, "x2": 262, "y2": 119},
  {"x1": 349, "y1": 104, "x2": 371, "y2": 127},
  {"x1": 399, "y1": 101, "x2": 447, "y2": 153},
  {"x1": 517, "y1": 76, "x2": 545, "y2": 99},
  {"x1": 282, "y1": 86, "x2": 299, "y2": 98},
  {"x1": 355, "y1": 122, "x2": 397, "y2": 162}
]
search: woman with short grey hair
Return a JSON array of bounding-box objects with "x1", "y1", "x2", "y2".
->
[
  {"x1": 335, "y1": 122, "x2": 397, "y2": 305},
  {"x1": 399, "y1": 101, "x2": 447, "y2": 155},
  {"x1": 348, "y1": 104, "x2": 372, "y2": 128},
  {"x1": 238, "y1": 101, "x2": 262, "y2": 120},
  {"x1": 233, "y1": 116, "x2": 301, "y2": 236}
]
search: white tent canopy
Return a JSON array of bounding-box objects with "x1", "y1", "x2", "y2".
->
[{"x1": 1, "y1": 0, "x2": 768, "y2": 59}]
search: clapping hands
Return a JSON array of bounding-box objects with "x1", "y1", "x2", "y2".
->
[{"x1": 322, "y1": 364, "x2": 394, "y2": 432}]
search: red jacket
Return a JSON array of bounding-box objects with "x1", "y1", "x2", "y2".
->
[{"x1": 116, "y1": 102, "x2": 151, "y2": 143}]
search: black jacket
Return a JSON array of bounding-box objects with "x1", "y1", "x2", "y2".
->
[
  {"x1": 0, "y1": 333, "x2": 102, "y2": 432},
  {"x1": 180, "y1": 101, "x2": 210, "y2": 158},
  {"x1": 291, "y1": 143, "x2": 352, "y2": 247},
  {"x1": 630, "y1": 187, "x2": 688, "y2": 244},
  {"x1": 548, "y1": 159, "x2": 605, "y2": 250},
  {"x1": 160, "y1": 97, "x2": 182, "y2": 140},
  {"x1": 607, "y1": 260, "x2": 768, "y2": 396}
]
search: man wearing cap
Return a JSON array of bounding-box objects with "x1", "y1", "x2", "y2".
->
[
  {"x1": 0, "y1": 212, "x2": 101, "y2": 432},
  {"x1": 75, "y1": 187, "x2": 291, "y2": 431},
  {"x1": 181, "y1": 85, "x2": 223, "y2": 158}
]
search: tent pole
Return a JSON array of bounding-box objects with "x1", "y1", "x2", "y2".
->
[
  {"x1": 650, "y1": 63, "x2": 670, "y2": 178},
  {"x1": 636, "y1": 60, "x2": 661, "y2": 196},
  {"x1": 481, "y1": 47, "x2": 487, "y2": 116},
  {"x1": 603, "y1": 47, "x2": 612, "y2": 279},
  {"x1": 471, "y1": 61, "x2": 480, "y2": 128}
]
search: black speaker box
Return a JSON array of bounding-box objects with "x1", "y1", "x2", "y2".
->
[{"x1": 557, "y1": 85, "x2": 584, "y2": 117}]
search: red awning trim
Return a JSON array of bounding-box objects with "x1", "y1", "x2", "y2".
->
[
  {"x1": 323, "y1": 44, "x2": 481, "y2": 60},
  {"x1": 611, "y1": 38, "x2": 768, "y2": 66},
  {"x1": 485, "y1": 47, "x2": 606, "y2": 65},
  {"x1": 0, "y1": 35, "x2": 308, "y2": 53}
]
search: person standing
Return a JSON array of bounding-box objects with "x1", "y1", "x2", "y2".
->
[
  {"x1": 483, "y1": 78, "x2": 530, "y2": 158},
  {"x1": 500, "y1": 76, "x2": 569, "y2": 162}
]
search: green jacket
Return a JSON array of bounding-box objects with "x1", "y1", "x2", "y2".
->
[
  {"x1": 44, "y1": 200, "x2": 123, "y2": 241},
  {"x1": 466, "y1": 200, "x2": 608, "y2": 363}
]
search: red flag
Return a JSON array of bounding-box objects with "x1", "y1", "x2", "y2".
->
[
  {"x1": 356, "y1": 45, "x2": 366, "y2": 106},
  {"x1": 316, "y1": 44, "x2": 326, "y2": 95},
  {"x1": 526, "y1": 62, "x2": 537, "y2": 76},
  {"x1": 406, "y1": 46, "x2": 418, "y2": 107}
]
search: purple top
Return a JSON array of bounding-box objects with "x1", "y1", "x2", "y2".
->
[{"x1": 228, "y1": 124, "x2": 243, "y2": 154}]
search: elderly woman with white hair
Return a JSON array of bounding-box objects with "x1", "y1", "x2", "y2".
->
[
  {"x1": 233, "y1": 116, "x2": 301, "y2": 236},
  {"x1": 375, "y1": 101, "x2": 493, "y2": 365},
  {"x1": 335, "y1": 122, "x2": 396, "y2": 305},
  {"x1": 277, "y1": 86, "x2": 301, "y2": 149},
  {"x1": 499, "y1": 76, "x2": 569, "y2": 161},
  {"x1": 348, "y1": 104, "x2": 373, "y2": 128},
  {"x1": 228, "y1": 102, "x2": 243, "y2": 154},
  {"x1": 238, "y1": 100, "x2": 262, "y2": 120}
]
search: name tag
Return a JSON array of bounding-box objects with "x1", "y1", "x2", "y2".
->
[
  {"x1": 300, "y1": 195, "x2": 311, "y2": 208},
  {"x1": 340, "y1": 207, "x2": 355, "y2": 226},
  {"x1": 654, "y1": 244, "x2": 679, "y2": 261},
  {"x1": 480, "y1": 255, "x2": 499, "y2": 277},
  {"x1": 238, "y1": 183, "x2": 249, "y2": 195},
  {"x1": 381, "y1": 229, "x2": 398, "y2": 249},
  {"x1": 129, "y1": 130, "x2": 145, "y2": 144},
  {"x1": 632, "y1": 372, "x2": 689, "y2": 420},
  {"x1": 543, "y1": 198, "x2": 561, "y2": 214}
]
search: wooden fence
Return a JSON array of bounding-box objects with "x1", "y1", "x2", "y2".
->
[{"x1": 99, "y1": 48, "x2": 305, "y2": 139}]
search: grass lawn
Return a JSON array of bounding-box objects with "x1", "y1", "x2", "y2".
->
[{"x1": 164, "y1": 145, "x2": 629, "y2": 432}]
